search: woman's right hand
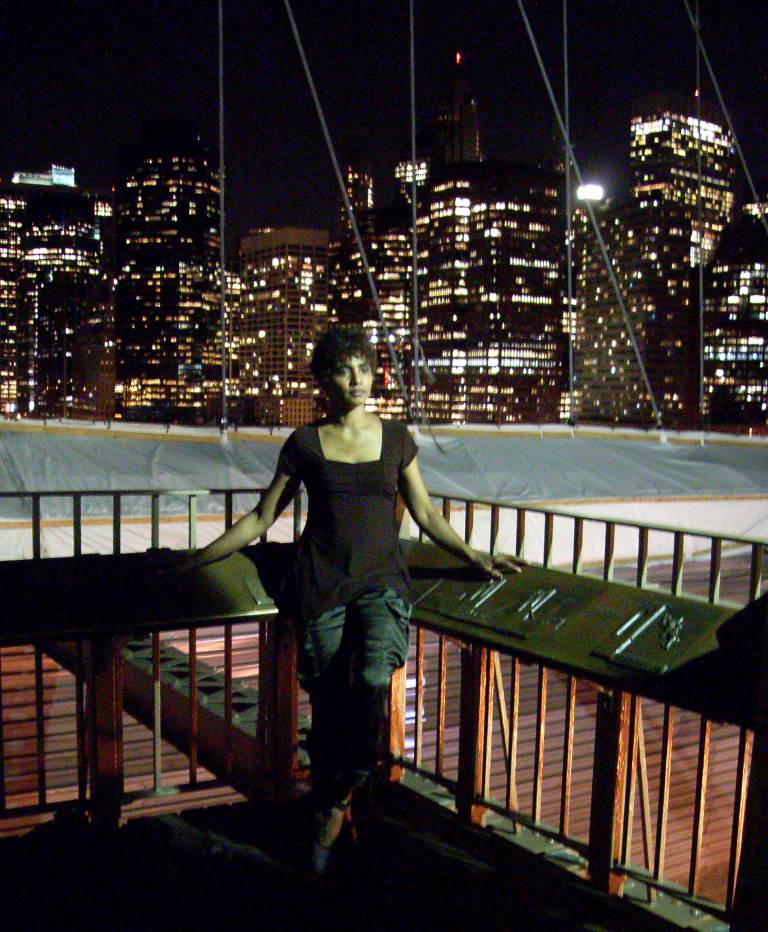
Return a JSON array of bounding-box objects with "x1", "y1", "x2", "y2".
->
[{"x1": 155, "y1": 550, "x2": 200, "y2": 577}]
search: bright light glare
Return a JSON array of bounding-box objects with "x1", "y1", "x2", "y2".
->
[{"x1": 577, "y1": 183, "x2": 605, "y2": 201}]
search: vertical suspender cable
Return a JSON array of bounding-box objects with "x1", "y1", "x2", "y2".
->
[
  {"x1": 218, "y1": 0, "x2": 228, "y2": 434},
  {"x1": 282, "y1": 0, "x2": 413, "y2": 420},
  {"x1": 563, "y1": 0, "x2": 575, "y2": 424},
  {"x1": 681, "y1": 0, "x2": 768, "y2": 243},
  {"x1": 516, "y1": 0, "x2": 663, "y2": 428},
  {"x1": 409, "y1": 0, "x2": 422, "y2": 424},
  {"x1": 695, "y1": 0, "x2": 705, "y2": 429}
]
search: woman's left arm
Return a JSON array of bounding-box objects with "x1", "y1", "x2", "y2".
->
[{"x1": 398, "y1": 456, "x2": 525, "y2": 578}]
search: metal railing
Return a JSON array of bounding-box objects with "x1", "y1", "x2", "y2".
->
[
  {"x1": 392, "y1": 493, "x2": 766, "y2": 925},
  {"x1": 0, "y1": 487, "x2": 302, "y2": 831},
  {"x1": 0, "y1": 485, "x2": 765, "y2": 926}
]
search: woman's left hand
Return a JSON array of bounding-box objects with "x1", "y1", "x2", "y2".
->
[{"x1": 470, "y1": 551, "x2": 526, "y2": 579}]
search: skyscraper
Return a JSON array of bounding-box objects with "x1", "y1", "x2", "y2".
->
[
  {"x1": 394, "y1": 157, "x2": 429, "y2": 203},
  {"x1": 575, "y1": 96, "x2": 736, "y2": 427},
  {"x1": 340, "y1": 164, "x2": 374, "y2": 230},
  {"x1": 329, "y1": 202, "x2": 412, "y2": 419},
  {"x1": 1, "y1": 166, "x2": 110, "y2": 419},
  {"x1": 630, "y1": 94, "x2": 735, "y2": 265},
  {"x1": 239, "y1": 227, "x2": 328, "y2": 427},
  {"x1": 115, "y1": 119, "x2": 219, "y2": 422},
  {"x1": 202, "y1": 267, "x2": 242, "y2": 423},
  {"x1": 703, "y1": 208, "x2": 768, "y2": 427},
  {"x1": 418, "y1": 161, "x2": 567, "y2": 423},
  {"x1": 0, "y1": 188, "x2": 25, "y2": 414},
  {"x1": 434, "y1": 53, "x2": 483, "y2": 166},
  {"x1": 575, "y1": 199, "x2": 695, "y2": 425}
]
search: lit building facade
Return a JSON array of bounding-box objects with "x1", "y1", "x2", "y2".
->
[
  {"x1": 703, "y1": 210, "x2": 768, "y2": 427},
  {"x1": 418, "y1": 161, "x2": 567, "y2": 423},
  {"x1": 69, "y1": 195, "x2": 116, "y2": 420},
  {"x1": 0, "y1": 189, "x2": 25, "y2": 413},
  {"x1": 202, "y1": 268, "x2": 243, "y2": 424},
  {"x1": 575, "y1": 200, "x2": 695, "y2": 425},
  {"x1": 329, "y1": 202, "x2": 412, "y2": 418},
  {"x1": 341, "y1": 165, "x2": 374, "y2": 230},
  {"x1": 1, "y1": 166, "x2": 112, "y2": 419},
  {"x1": 394, "y1": 157, "x2": 429, "y2": 203},
  {"x1": 115, "y1": 119, "x2": 219, "y2": 423},
  {"x1": 239, "y1": 227, "x2": 328, "y2": 427},
  {"x1": 630, "y1": 95, "x2": 735, "y2": 266}
]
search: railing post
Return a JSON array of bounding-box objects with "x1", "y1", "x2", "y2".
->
[
  {"x1": 749, "y1": 542, "x2": 764, "y2": 602},
  {"x1": 32, "y1": 493, "x2": 42, "y2": 559},
  {"x1": 150, "y1": 493, "x2": 160, "y2": 549},
  {"x1": 572, "y1": 516, "x2": 583, "y2": 575},
  {"x1": 188, "y1": 494, "x2": 197, "y2": 550},
  {"x1": 261, "y1": 615, "x2": 298, "y2": 798},
  {"x1": 73, "y1": 493, "x2": 82, "y2": 556},
  {"x1": 636, "y1": 527, "x2": 649, "y2": 589},
  {"x1": 88, "y1": 637, "x2": 126, "y2": 830},
  {"x1": 709, "y1": 538, "x2": 722, "y2": 604},
  {"x1": 387, "y1": 664, "x2": 407, "y2": 782},
  {"x1": 489, "y1": 503, "x2": 500, "y2": 555},
  {"x1": 731, "y1": 594, "x2": 768, "y2": 931},
  {"x1": 515, "y1": 509, "x2": 526, "y2": 559},
  {"x1": 464, "y1": 500, "x2": 474, "y2": 545},
  {"x1": 543, "y1": 511, "x2": 554, "y2": 568},
  {"x1": 604, "y1": 522, "x2": 615, "y2": 581},
  {"x1": 456, "y1": 642, "x2": 490, "y2": 826},
  {"x1": 671, "y1": 531, "x2": 684, "y2": 595},
  {"x1": 588, "y1": 688, "x2": 631, "y2": 895},
  {"x1": 112, "y1": 494, "x2": 121, "y2": 555}
]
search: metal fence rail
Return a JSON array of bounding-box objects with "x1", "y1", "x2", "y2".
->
[
  {"x1": 395, "y1": 493, "x2": 767, "y2": 924},
  {"x1": 0, "y1": 487, "x2": 300, "y2": 832},
  {"x1": 1, "y1": 485, "x2": 765, "y2": 925}
]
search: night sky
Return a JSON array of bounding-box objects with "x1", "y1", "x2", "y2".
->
[{"x1": 3, "y1": 1, "x2": 767, "y2": 257}]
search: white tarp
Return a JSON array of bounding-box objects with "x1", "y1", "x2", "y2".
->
[{"x1": 1, "y1": 420, "x2": 765, "y2": 563}]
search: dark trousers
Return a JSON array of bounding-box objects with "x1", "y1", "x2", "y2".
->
[{"x1": 298, "y1": 587, "x2": 410, "y2": 810}]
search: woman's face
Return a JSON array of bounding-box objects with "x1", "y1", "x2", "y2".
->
[{"x1": 324, "y1": 354, "x2": 373, "y2": 411}]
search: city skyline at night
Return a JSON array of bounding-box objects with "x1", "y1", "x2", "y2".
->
[
  {"x1": 2, "y1": 2, "x2": 766, "y2": 250},
  {"x1": 0, "y1": 2, "x2": 766, "y2": 429}
]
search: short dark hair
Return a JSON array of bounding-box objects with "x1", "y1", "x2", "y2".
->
[{"x1": 310, "y1": 326, "x2": 376, "y2": 382}]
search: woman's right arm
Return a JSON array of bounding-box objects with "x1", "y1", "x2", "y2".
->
[{"x1": 180, "y1": 470, "x2": 300, "y2": 571}]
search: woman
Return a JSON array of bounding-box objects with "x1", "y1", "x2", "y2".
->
[{"x1": 183, "y1": 327, "x2": 522, "y2": 871}]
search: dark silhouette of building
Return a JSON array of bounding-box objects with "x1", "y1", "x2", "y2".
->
[
  {"x1": 115, "y1": 119, "x2": 220, "y2": 423},
  {"x1": 434, "y1": 52, "x2": 483, "y2": 166}
]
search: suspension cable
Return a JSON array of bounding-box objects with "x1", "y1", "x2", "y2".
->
[
  {"x1": 217, "y1": 0, "x2": 228, "y2": 435},
  {"x1": 516, "y1": 0, "x2": 663, "y2": 427},
  {"x1": 681, "y1": 0, "x2": 768, "y2": 242},
  {"x1": 409, "y1": 0, "x2": 422, "y2": 425},
  {"x1": 563, "y1": 0, "x2": 575, "y2": 425},
  {"x1": 695, "y1": 0, "x2": 705, "y2": 429},
  {"x1": 282, "y1": 0, "x2": 413, "y2": 420}
]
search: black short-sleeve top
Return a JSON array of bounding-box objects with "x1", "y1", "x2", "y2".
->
[{"x1": 276, "y1": 419, "x2": 418, "y2": 622}]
